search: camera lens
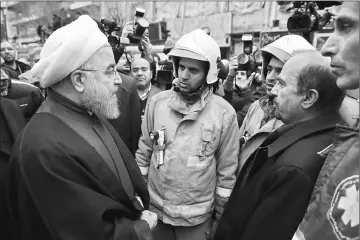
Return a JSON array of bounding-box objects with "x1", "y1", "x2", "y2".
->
[{"x1": 238, "y1": 53, "x2": 250, "y2": 65}]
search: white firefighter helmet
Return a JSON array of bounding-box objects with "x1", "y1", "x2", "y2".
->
[
  {"x1": 168, "y1": 29, "x2": 221, "y2": 84},
  {"x1": 260, "y1": 34, "x2": 315, "y2": 81}
]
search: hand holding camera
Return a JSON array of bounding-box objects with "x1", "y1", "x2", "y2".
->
[
  {"x1": 228, "y1": 56, "x2": 239, "y2": 77},
  {"x1": 236, "y1": 72, "x2": 261, "y2": 90},
  {"x1": 141, "y1": 35, "x2": 153, "y2": 63},
  {"x1": 121, "y1": 21, "x2": 135, "y2": 38}
]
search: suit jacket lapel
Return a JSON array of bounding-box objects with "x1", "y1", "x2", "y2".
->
[
  {"x1": 93, "y1": 118, "x2": 144, "y2": 212},
  {"x1": 92, "y1": 121, "x2": 135, "y2": 196},
  {"x1": 100, "y1": 117, "x2": 149, "y2": 210}
]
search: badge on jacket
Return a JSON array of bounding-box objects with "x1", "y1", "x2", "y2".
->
[{"x1": 327, "y1": 175, "x2": 359, "y2": 240}]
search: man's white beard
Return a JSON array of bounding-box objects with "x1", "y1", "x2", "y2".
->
[{"x1": 81, "y1": 78, "x2": 120, "y2": 119}]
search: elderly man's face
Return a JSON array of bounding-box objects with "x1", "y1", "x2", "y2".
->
[
  {"x1": 0, "y1": 42, "x2": 16, "y2": 64},
  {"x1": 80, "y1": 46, "x2": 122, "y2": 119},
  {"x1": 321, "y1": 2, "x2": 359, "y2": 90},
  {"x1": 131, "y1": 58, "x2": 152, "y2": 91},
  {"x1": 271, "y1": 57, "x2": 305, "y2": 124},
  {"x1": 178, "y1": 57, "x2": 207, "y2": 93}
]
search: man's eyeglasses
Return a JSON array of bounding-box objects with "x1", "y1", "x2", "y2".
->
[{"x1": 78, "y1": 67, "x2": 118, "y2": 77}]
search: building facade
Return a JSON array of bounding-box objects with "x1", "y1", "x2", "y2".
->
[{"x1": 2, "y1": 1, "x2": 338, "y2": 53}]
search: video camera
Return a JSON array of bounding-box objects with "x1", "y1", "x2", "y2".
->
[
  {"x1": 237, "y1": 34, "x2": 262, "y2": 80},
  {"x1": 100, "y1": 8, "x2": 149, "y2": 48},
  {"x1": 286, "y1": 1, "x2": 342, "y2": 33},
  {"x1": 156, "y1": 59, "x2": 174, "y2": 86}
]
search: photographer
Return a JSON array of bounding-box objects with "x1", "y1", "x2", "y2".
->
[
  {"x1": 116, "y1": 20, "x2": 154, "y2": 64},
  {"x1": 223, "y1": 56, "x2": 266, "y2": 127}
]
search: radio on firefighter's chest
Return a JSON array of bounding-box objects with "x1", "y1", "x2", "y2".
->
[{"x1": 150, "y1": 126, "x2": 166, "y2": 168}]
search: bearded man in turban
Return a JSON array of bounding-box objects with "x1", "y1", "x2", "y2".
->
[{"x1": 6, "y1": 15, "x2": 157, "y2": 240}]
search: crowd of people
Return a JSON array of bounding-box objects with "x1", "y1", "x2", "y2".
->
[{"x1": 0, "y1": 2, "x2": 358, "y2": 240}]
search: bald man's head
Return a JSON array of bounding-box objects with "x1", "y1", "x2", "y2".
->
[
  {"x1": 280, "y1": 51, "x2": 344, "y2": 114},
  {"x1": 283, "y1": 51, "x2": 331, "y2": 78}
]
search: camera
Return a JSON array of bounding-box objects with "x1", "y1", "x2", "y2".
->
[
  {"x1": 237, "y1": 34, "x2": 262, "y2": 78},
  {"x1": 156, "y1": 60, "x2": 174, "y2": 86},
  {"x1": 127, "y1": 8, "x2": 149, "y2": 45},
  {"x1": 100, "y1": 8, "x2": 149, "y2": 47},
  {"x1": 286, "y1": 1, "x2": 342, "y2": 33}
]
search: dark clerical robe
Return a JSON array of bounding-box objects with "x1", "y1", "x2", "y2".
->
[{"x1": 6, "y1": 89, "x2": 151, "y2": 240}]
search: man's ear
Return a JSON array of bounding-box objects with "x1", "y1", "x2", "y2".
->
[
  {"x1": 70, "y1": 70, "x2": 87, "y2": 93},
  {"x1": 302, "y1": 89, "x2": 319, "y2": 109}
]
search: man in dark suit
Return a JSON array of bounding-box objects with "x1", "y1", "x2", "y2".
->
[
  {"x1": 130, "y1": 58, "x2": 162, "y2": 121},
  {"x1": 6, "y1": 15, "x2": 157, "y2": 240},
  {"x1": 0, "y1": 97, "x2": 27, "y2": 239},
  {"x1": 109, "y1": 70, "x2": 142, "y2": 156},
  {"x1": 213, "y1": 51, "x2": 345, "y2": 240}
]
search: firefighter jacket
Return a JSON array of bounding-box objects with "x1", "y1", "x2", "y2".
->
[{"x1": 135, "y1": 87, "x2": 240, "y2": 226}]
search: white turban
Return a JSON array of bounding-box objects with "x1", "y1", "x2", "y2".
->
[{"x1": 31, "y1": 15, "x2": 108, "y2": 88}]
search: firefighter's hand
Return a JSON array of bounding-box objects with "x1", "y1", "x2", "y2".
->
[
  {"x1": 140, "y1": 210, "x2": 158, "y2": 230},
  {"x1": 228, "y1": 56, "x2": 239, "y2": 77},
  {"x1": 121, "y1": 21, "x2": 134, "y2": 38}
]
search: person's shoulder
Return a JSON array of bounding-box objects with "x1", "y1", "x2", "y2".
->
[
  {"x1": 249, "y1": 97, "x2": 263, "y2": 110},
  {"x1": 149, "y1": 89, "x2": 173, "y2": 104},
  {"x1": 245, "y1": 97, "x2": 266, "y2": 117},
  {"x1": 16, "y1": 60, "x2": 31, "y2": 71},
  {"x1": 11, "y1": 79, "x2": 41, "y2": 93},
  {"x1": 274, "y1": 132, "x2": 335, "y2": 179},
  {"x1": 150, "y1": 84, "x2": 162, "y2": 95},
  {"x1": 210, "y1": 93, "x2": 237, "y2": 114},
  {"x1": 118, "y1": 72, "x2": 135, "y2": 94}
]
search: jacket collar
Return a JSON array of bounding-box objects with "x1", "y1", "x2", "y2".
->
[
  {"x1": 46, "y1": 88, "x2": 90, "y2": 116},
  {"x1": 168, "y1": 87, "x2": 212, "y2": 118},
  {"x1": 268, "y1": 112, "x2": 342, "y2": 158},
  {"x1": 254, "y1": 117, "x2": 284, "y2": 136}
]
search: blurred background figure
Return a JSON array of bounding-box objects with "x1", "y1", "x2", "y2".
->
[
  {"x1": 0, "y1": 56, "x2": 44, "y2": 122},
  {"x1": 1, "y1": 41, "x2": 31, "y2": 80},
  {"x1": 0, "y1": 55, "x2": 42, "y2": 239},
  {"x1": 27, "y1": 46, "x2": 42, "y2": 67},
  {"x1": 130, "y1": 58, "x2": 162, "y2": 121}
]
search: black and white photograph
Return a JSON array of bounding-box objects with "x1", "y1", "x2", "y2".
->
[{"x1": 0, "y1": 1, "x2": 359, "y2": 240}]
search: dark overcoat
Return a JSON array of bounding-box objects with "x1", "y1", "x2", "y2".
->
[
  {"x1": 214, "y1": 113, "x2": 342, "y2": 240},
  {"x1": 6, "y1": 90, "x2": 151, "y2": 240}
]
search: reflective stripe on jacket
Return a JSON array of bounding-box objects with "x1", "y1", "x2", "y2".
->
[{"x1": 136, "y1": 88, "x2": 240, "y2": 226}]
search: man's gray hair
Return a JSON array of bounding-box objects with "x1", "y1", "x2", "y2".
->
[{"x1": 293, "y1": 51, "x2": 345, "y2": 113}]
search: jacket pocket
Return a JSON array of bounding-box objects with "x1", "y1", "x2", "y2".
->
[{"x1": 198, "y1": 122, "x2": 216, "y2": 157}]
